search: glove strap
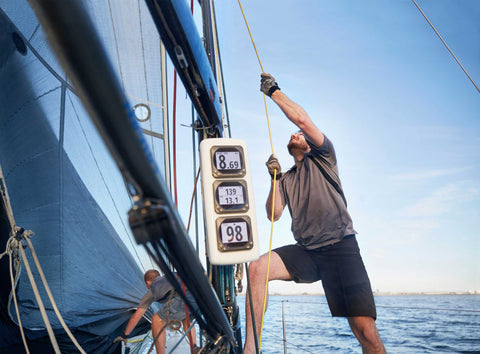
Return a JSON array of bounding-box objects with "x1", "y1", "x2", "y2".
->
[
  {"x1": 267, "y1": 85, "x2": 280, "y2": 97},
  {"x1": 270, "y1": 172, "x2": 282, "y2": 180}
]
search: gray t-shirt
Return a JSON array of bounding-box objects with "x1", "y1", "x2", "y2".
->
[
  {"x1": 137, "y1": 275, "x2": 196, "y2": 322},
  {"x1": 138, "y1": 276, "x2": 174, "y2": 310},
  {"x1": 279, "y1": 135, "x2": 356, "y2": 249}
]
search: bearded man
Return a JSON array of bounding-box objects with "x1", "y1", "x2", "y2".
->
[{"x1": 243, "y1": 73, "x2": 385, "y2": 354}]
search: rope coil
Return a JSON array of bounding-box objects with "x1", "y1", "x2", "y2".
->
[{"x1": 0, "y1": 229, "x2": 87, "y2": 354}]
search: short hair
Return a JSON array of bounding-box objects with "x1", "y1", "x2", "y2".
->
[{"x1": 144, "y1": 269, "x2": 161, "y2": 283}]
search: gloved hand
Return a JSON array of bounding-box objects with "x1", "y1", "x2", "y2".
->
[
  {"x1": 113, "y1": 336, "x2": 128, "y2": 345},
  {"x1": 260, "y1": 73, "x2": 280, "y2": 97},
  {"x1": 266, "y1": 154, "x2": 282, "y2": 179}
]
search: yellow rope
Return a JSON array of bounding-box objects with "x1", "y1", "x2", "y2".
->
[
  {"x1": 263, "y1": 94, "x2": 275, "y2": 156},
  {"x1": 237, "y1": 0, "x2": 264, "y2": 72},
  {"x1": 236, "y1": 1, "x2": 277, "y2": 351},
  {"x1": 259, "y1": 170, "x2": 277, "y2": 351}
]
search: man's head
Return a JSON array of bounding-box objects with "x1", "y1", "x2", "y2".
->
[
  {"x1": 144, "y1": 269, "x2": 161, "y2": 289},
  {"x1": 287, "y1": 131, "x2": 310, "y2": 157}
]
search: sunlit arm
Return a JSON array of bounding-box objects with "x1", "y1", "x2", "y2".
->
[
  {"x1": 123, "y1": 307, "x2": 147, "y2": 336},
  {"x1": 266, "y1": 178, "x2": 284, "y2": 221},
  {"x1": 270, "y1": 90, "x2": 325, "y2": 148}
]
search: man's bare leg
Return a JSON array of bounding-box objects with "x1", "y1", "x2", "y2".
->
[
  {"x1": 244, "y1": 252, "x2": 292, "y2": 354},
  {"x1": 151, "y1": 313, "x2": 167, "y2": 354},
  {"x1": 348, "y1": 316, "x2": 386, "y2": 354}
]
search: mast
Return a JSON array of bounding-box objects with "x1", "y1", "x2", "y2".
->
[
  {"x1": 200, "y1": 0, "x2": 244, "y2": 352},
  {"x1": 160, "y1": 42, "x2": 171, "y2": 193},
  {"x1": 144, "y1": 0, "x2": 223, "y2": 137}
]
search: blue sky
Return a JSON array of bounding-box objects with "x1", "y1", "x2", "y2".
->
[{"x1": 170, "y1": 0, "x2": 480, "y2": 294}]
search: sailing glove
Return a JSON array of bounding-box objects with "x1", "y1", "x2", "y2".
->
[
  {"x1": 260, "y1": 73, "x2": 280, "y2": 97},
  {"x1": 266, "y1": 154, "x2": 282, "y2": 179}
]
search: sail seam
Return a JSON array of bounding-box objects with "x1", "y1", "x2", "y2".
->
[
  {"x1": 0, "y1": 9, "x2": 76, "y2": 93},
  {"x1": 0, "y1": 86, "x2": 61, "y2": 132},
  {"x1": 59, "y1": 83, "x2": 66, "y2": 313},
  {"x1": 66, "y1": 91, "x2": 147, "y2": 271}
]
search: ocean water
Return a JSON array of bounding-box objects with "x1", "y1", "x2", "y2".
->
[{"x1": 236, "y1": 295, "x2": 480, "y2": 353}]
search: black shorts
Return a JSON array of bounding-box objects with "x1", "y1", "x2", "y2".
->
[{"x1": 274, "y1": 235, "x2": 377, "y2": 319}]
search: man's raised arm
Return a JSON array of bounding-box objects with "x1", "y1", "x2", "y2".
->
[{"x1": 261, "y1": 73, "x2": 325, "y2": 148}]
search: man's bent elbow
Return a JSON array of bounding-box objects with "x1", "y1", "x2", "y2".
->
[
  {"x1": 295, "y1": 114, "x2": 311, "y2": 132},
  {"x1": 266, "y1": 210, "x2": 282, "y2": 222}
]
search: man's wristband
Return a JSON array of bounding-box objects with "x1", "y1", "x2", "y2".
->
[
  {"x1": 267, "y1": 85, "x2": 280, "y2": 97},
  {"x1": 270, "y1": 172, "x2": 282, "y2": 180}
]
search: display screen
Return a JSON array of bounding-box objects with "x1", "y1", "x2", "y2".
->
[
  {"x1": 217, "y1": 185, "x2": 245, "y2": 206},
  {"x1": 214, "y1": 150, "x2": 242, "y2": 171},
  {"x1": 220, "y1": 220, "x2": 249, "y2": 244}
]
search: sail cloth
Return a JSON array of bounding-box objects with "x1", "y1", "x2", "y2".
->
[{"x1": 0, "y1": 0, "x2": 166, "y2": 352}]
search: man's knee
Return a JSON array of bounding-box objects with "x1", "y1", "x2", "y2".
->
[
  {"x1": 348, "y1": 316, "x2": 384, "y2": 350},
  {"x1": 248, "y1": 258, "x2": 264, "y2": 280},
  {"x1": 152, "y1": 313, "x2": 165, "y2": 329},
  {"x1": 348, "y1": 316, "x2": 377, "y2": 337},
  {"x1": 248, "y1": 252, "x2": 291, "y2": 283}
]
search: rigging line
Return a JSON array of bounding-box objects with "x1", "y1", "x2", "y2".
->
[
  {"x1": 23, "y1": 236, "x2": 87, "y2": 353},
  {"x1": 59, "y1": 84, "x2": 66, "y2": 310},
  {"x1": 0, "y1": 8, "x2": 76, "y2": 93},
  {"x1": 0, "y1": 164, "x2": 16, "y2": 228},
  {"x1": 209, "y1": 0, "x2": 226, "y2": 137},
  {"x1": 236, "y1": 2, "x2": 278, "y2": 352},
  {"x1": 137, "y1": 0, "x2": 157, "y2": 270},
  {"x1": 186, "y1": 167, "x2": 201, "y2": 233},
  {"x1": 261, "y1": 332, "x2": 317, "y2": 354},
  {"x1": 167, "y1": 319, "x2": 197, "y2": 354},
  {"x1": 191, "y1": 104, "x2": 200, "y2": 252},
  {"x1": 107, "y1": 0, "x2": 126, "y2": 90},
  {"x1": 18, "y1": 237, "x2": 61, "y2": 353},
  {"x1": 236, "y1": 0, "x2": 274, "y2": 154},
  {"x1": 211, "y1": 0, "x2": 232, "y2": 138},
  {"x1": 1, "y1": 237, "x2": 29, "y2": 354},
  {"x1": 137, "y1": 0, "x2": 156, "y2": 163},
  {"x1": 259, "y1": 170, "x2": 278, "y2": 352},
  {"x1": 0, "y1": 171, "x2": 30, "y2": 353},
  {"x1": 172, "y1": 71, "x2": 179, "y2": 207},
  {"x1": 236, "y1": 0, "x2": 264, "y2": 72},
  {"x1": 245, "y1": 264, "x2": 260, "y2": 354},
  {"x1": 412, "y1": 0, "x2": 480, "y2": 94},
  {"x1": 66, "y1": 93, "x2": 147, "y2": 272}
]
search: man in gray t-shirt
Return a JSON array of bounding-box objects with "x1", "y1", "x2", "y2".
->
[
  {"x1": 114, "y1": 269, "x2": 196, "y2": 354},
  {"x1": 243, "y1": 74, "x2": 385, "y2": 354}
]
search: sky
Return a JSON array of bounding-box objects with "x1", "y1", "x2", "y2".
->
[{"x1": 164, "y1": 0, "x2": 480, "y2": 295}]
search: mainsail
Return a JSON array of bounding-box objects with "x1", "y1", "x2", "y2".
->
[{"x1": 0, "y1": 0, "x2": 171, "y2": 352}]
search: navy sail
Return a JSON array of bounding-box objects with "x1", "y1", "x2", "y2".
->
[{"x1": 0, "y1": 0, "x2": 168, "y2": 351}]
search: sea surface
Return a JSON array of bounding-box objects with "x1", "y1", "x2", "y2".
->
[{"x1": 236, "y1": 294, "x2": 480, "y2": 353}]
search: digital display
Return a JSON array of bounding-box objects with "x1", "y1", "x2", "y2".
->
[
  {"x1": 220, "y1": 221, "x2": 249, "y2": 244},
  {"x1": 217, "y1": 185, "x2": 245, "y2": 206},
  {"x1": 214, "y1": 151, "x2": 241, "y2": 171}
]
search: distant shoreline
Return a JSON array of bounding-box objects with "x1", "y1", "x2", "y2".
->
[{"x1": 238, "y1": 291, "x2": 479, "y2": 296}]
